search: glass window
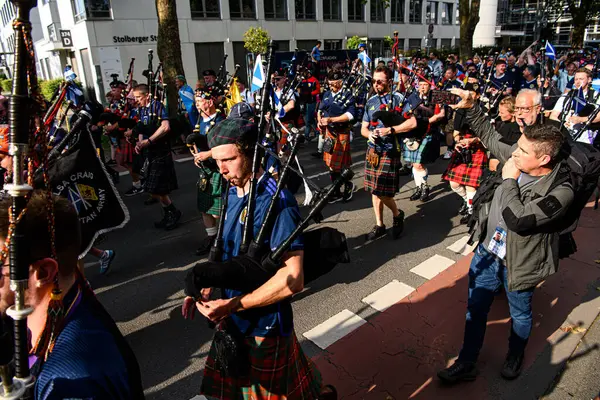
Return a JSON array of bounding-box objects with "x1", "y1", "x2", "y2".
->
[
  {"x1": 295, "y1": 0, "x2": 315, "y2": 19},
  {"x1": 371, "y1": 0, "x2": 385, "y2": 22},
  {"x1": 47, "y1": 23, "x2": 58, "y2": 42},
  {"x1": 440, "y1": 38, "x2": 452, "y2": 48},
  {"x1": 348, "y1": 0, "x2": 364, "y2": 21},
  {"x1": 190, "y1": 0, "x2": 220, "y2": 19},
  {"x1": 441, "y1": 2, "x2": 452, "y2": 24},
  {"x1": 391, "y1": 0, "x2": 404, "y2": 22},
  {"x1": 426, "y1": 1, "x2": 437, "y2": 24},
  {"x1": 323, "y1": 0, "x2": 341, "y2": 20},
  {"x1": 230, "y1": 0, "x2": 256, "y2": 18},
  {"x1": 264, "y1": 0, "x2": 287, "y2": 19},
  {"x1": 409, "y1": 38, "x2": 421, "y2": 50},
  {"x1": 409, "y1": 0, "x2": 422, "y2": 23},
  {"x1": 71, "y1": 0, "x2": 111, "y2": 22},
  {"x1": 455, "y1": 6, "x2": 459, "y2": 24},
  {"x1": 324, "y1": 39, "x2": 342, "y2": 50}
]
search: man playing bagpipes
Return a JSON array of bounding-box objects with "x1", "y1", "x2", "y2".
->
[
  {"x1": 361, "y1": 66, "x2": 415, "y2": 241},
  {"x1": 202, "y1": 69, "x2": 225, "y2": 105},
  {"x1": 181, "y1": 118, "x2": 336, "y2": 399},
  {"x1": 0, "y1": 192, "x2": 145, "y2": 399},
  {"x1": 132, "y1": 84, "x2": 181, "y2": 230},
  {"x1": 191, "y1": 86, "x2": 226, "y2": 256},
  {"x1": 318, "y1": 69, "x2": 357, "y2": 203}
]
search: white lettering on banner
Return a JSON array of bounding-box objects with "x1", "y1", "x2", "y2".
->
[{"x1": 53, "y1": 170, "x2": 105, "y2": 225}]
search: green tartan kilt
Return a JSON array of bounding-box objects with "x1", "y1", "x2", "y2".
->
[{"x1": 197, "y1": 170, "x2": 223, "y2": 216}]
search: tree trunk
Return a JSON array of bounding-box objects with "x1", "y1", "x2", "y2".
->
[
  {"x1": 459, "y1": 0, "x2": 480, "y2": 60},
  {"x1": 155, "y1": 0, "x2": 184, "y2": 117}
]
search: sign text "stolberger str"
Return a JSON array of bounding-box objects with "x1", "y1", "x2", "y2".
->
[{"x1": 113, "y1": 35, "x2": 158, "y2": 44}]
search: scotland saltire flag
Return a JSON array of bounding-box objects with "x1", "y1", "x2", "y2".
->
[
  {"x1": 358, "y1": 51, "x2": 371, "y2": 65},
  {"x1": 251, "y1": 54, "x2": 265, "y2": 93},
  {"x1": 64, "y1": 66, "x2": 77, "y2": 82},
  {"x1": 545, "y1": 42, "x2": 556, "y2": 60}
]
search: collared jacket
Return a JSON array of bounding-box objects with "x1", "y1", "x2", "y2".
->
[{"x1": 467, "y1": 105, "x2": 575, "y2": 291}]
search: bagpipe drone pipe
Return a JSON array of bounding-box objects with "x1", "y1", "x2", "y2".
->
[
  {"x1": 184, "y1": 42, "x2": 352, "y2": 300},
  {"x1": 32, "y1": 101, "x2": 130, "y2": 258}
]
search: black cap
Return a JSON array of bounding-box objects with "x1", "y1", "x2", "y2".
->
[
  {"x1": 327, "y1": 70, "x2": 345, "y2": 81},
  {"x1": 464, "y1": 82, "x2": 480, "y2": 93},
  {"x1": 202, "y1": 69, "x2": 217, "y2": 77},
  {"x1": 228, "y1": 102, "x2": 255, "y2": 120},
  {"x1": 195, "y1": 86, "x2": 217, "y2": 99},
  {"x1": 110, "y1": 80, "x2": 126, "y2": 88}
]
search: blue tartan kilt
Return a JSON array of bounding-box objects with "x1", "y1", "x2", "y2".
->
[{"x1": 402, "y1": 134, "x2": 436, "y2": 164}]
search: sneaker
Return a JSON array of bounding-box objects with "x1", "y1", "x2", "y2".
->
[
  {"x1": 311, "y1": 151, "x2": 323, "y2": 159},
  {"x1": 501, "y1": 351, "x2": 524, "y2": 380},
  {"x1": 328, "y1": 192, "x2": 344, "y2": 204},
  {"x1": 420, "y1": 184, "x2": 430, "y2": 202},
  {"x1": 196, "y1": 235, "x2": 216, "y2": 256},
  {"x1": 99, "y1": 250, "x2": 116, "y2": 275},
  {"x1": 443, "y1": 149, "x2": 453, "y2": 160},
  {"x1": 164, "y1": 209, "x2": 182, "y2": 231},
  {"x1": 392, "y1": 210, "x2": 405, "y2": 239},
  {"x1": 365, "y1": 225, "x2": 386, "y2": 241},
  {"x1": 342, "y1": 181, "x2": 356, "y2": 202},
  {"x1": 144, "y1": 196, "x2": 159, "y2": 206},
  {"x1": 458, "y1": 202, "x2": 469, "y2": 216},
  {"x1": 409, "y1": 187, "x2": 422, "y2": 201},
  {"x1": 124, "y1": 186, "x2": 144, "y2": 197},
  {"x1": 460, "y1": 212, "x2": 472, "y2": 225},
  {"x1": 437, "y1": 360, "x2": 478, "y2": 384}
]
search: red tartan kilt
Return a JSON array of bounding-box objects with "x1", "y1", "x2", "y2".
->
[
  {"x1": 322, "y1": 129, "x2": 351, "y2": 172},
  {"x1": 117, "y1": 138, "x2": 134, "y2": 166},
  {"x1": 442, "y1": 146, "x2": 489, "y2": 188}
]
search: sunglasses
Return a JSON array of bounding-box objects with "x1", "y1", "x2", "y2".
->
[{"x1": 372, "y1": 79, "x2": 388, "y2": 85}]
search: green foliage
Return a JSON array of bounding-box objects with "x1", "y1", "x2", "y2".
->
[
  {"x1": 243, "y1": 27, "x2": 271, "y2": 55},
  {"x1": 39, "y1": 78, "x2": 65, "y2": 101},
  {"x1": 0, "y1": 79, "x2": 12, "y2": 93},
  {"x1": 383, "y1": 36, "x2": 394, "y2": 48},
  {"x1": 346, "y1": 36, "x2": 362, "y2": 50}
]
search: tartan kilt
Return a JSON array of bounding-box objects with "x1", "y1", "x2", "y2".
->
[
  {"x1": 442, "y1": 146, "x2": 489, "y2": 188},
  {"x1": 402, "y1": 134, "x2": 435, "y2": 165},
  {"x1": 143, "y1": 149, "x2": 178, "y2": 195},
  {"x1": 117, "y1": 138, "x2": 135, "y2": 166},
  {"x1": 197, "y1": 170, "x2": 223, "y2": 216},
  {"x1": 364, "y1": 151, "x2": 401, "y2": 197},
  {"x1": 200, "y1": 331, "x2": 323, "y2": 400},
  {"x1": 322, "y1": 128, "x2": 352, "y2": 172}
]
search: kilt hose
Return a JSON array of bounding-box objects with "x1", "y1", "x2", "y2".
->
[
  {"x1": 323, "y1": 128, "x2": 352, "y2": 172},
  {"x1": 197, "y1": 169, "x2": 223, "y2": 216},
  {"x1": 144, "y1": 148, "x2": 178, "y2": 195},
  {"x1": 442, "y1": 146, "x2": 489, "y2": 188},
  {"x1": 200, "y1": 331, "x2": 323, "y2": 400},
  {"x1": 364, "y1": 150, "x2": 401, "y2": 197}
]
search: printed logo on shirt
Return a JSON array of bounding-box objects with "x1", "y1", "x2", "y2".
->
[{"x1": 239, "y1": 207, "x2": 247, "y2": 225}]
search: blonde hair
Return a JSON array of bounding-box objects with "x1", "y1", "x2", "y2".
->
[{"x1": 499, "y1": 96, "x2": 515, "y2": 113}]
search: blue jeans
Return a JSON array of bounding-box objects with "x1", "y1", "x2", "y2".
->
[
  {"x1": 458, "y1": 244, "x2": 535, "y2": 363},
  {"x1": 304, "y1": 102, "x2": 317, "y2": 138}
]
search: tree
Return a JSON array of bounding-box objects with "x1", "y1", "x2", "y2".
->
[
  {"x1": 346, "y1": 36, "x2": 362, "y2": 50},
  {"x1": 458, "y1": 0, "x2": 481, "y2": 60},
  {"x1": 548, "y1": 0, "x2": 600, "y2": 48},
  {"x1": 243, "y1": 27, "x2": 271, "y2": 55},
  {"x1": 155, "y1": 0, "x2": 184, "y2": 117}
]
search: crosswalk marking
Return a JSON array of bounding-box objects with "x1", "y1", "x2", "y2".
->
[
  {"x1": 410, "y1": 254, "x2": 455, "y2": 280},
  {"x1": 447, "y1": 235, "x2": 477, "y2": 256},
  {"x1": 303, "y1": 309, "x2": 367, "y2": 350},
  {"x1": 362, "y1": 280, "x2": 415, "y2": 312},
  {"x1": 189, "y1": 396, "x2": 207, "y2": 400}
]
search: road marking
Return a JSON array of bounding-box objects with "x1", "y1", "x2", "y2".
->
[
  {"x1": 410, "y1": 254, "x2": 455, "y2": 280},
  {"x1": 306, "y1": 160, "x2": 363, "y2": 179},
  {"x1": 176, "y1": 156, "x2": 194, "y2": 163},
  {"x1": 362, "y1": 280, "x2": 415, "y2": 312},
  {"x1": 303, "y1": 309, "x2": 367, "y2": 349},
  {"x1": 189, "y1": 396, "x2": 207, "y2": 400},
  {"x1": 119, "y1": 171, "x2": 128, "y2": 176},
  {"x1": 447, "y1": 235, "x2": 477, "y2": 256}
]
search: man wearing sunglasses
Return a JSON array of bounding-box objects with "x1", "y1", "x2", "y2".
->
[{"x1": 361, "y1": 66, "x2": 417, "y2": 241}]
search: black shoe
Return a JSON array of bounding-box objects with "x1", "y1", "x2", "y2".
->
[
  {"x1": 154, "y1": 213, "x2": 168, "y2": 229},
  {"x1": 164, "y1": 209, "x2": 182, "y2": 231},
  {"x1": 501, "y1": 351, "x2": 523, "y2": 380},
  {"x1": 437, "y1": 361, "x2": 478, "y2": 384},
  {"x1": 144, "y1": 196, "x2": 159, "y2": 206},
  {"x1": 311, "y1": 151, "x2": 323, "y2": 159},
  {"x1": 420, "y1": 185, "x2": 430, "y2": 202},
  {"x1": 409, "y1": 187, "x2": 422, "y2": 201},
  {"x1": 460, "y1": 212, "x2": 472, "y2": 225},
  {"x1": 458, "y1": 202, "x2": 469, "y2": 216},
  {"x1": 196, "y1": 235, "x2": 216, "y2": 256},
  {"x1": 328, "y1": 192, "x2": 344, "y2": 204},
  {"x1": 365, "y1": 225, "x2": 386, "y2": 241},
  {"x1": 398, "y1": 165, "x2": 411, "y2": 176},
  {"x1": 342, "y1": 182, "x2": 356, "y2": 202},
  {"x1": 124, "y1": 186, "x2": 144, "y2": 197},
  {"x1": 392, "y1": 210, "x2": 405, "y2": 239}
]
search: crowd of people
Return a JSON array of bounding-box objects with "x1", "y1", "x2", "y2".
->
[{"x1": 0, "y1": 38, "x2": 599, "y2": 399}]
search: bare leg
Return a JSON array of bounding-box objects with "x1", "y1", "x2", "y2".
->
[
  {"x1": 372, "y1": 195, "x2": 384, "y2": 226},
  {"x1": 380, "y1": 196, "x2": 400, "y2": 218}
]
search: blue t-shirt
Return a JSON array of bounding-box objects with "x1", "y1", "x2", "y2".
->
[
  {"x1": 223, "y1": 175, "x2": 303, "y2": 336},
  {"x1": 319, "y1": 89, "x2": 356, "y2": 120},
  {"x1": 362, "y1": 92, "x2": 407, "y2": 153},
  {"x1": 138, "y1": 100, "x2": 168, "y2": 132},
  {"x1": 490, "y1": 73, "x2": 512, "y2": 91},
  {"x1": 179, "y1": 84, "x2": 199, "y2": 127},
  {"x1": 312, "y1": 46, "x2": 321, "y2": 61}
]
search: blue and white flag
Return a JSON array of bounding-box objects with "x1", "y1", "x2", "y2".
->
[
  {"x1": 358, "y1": 51, "x2": 371, "y2": 65},
  {"x1": 251, "y1": 54, "x2": 265, "y2": 93},
  {"x1": 545, "y1": 41, "x2": 556, "y2": 60},
  {"x1": 63, "y1": 66, "x2": 77, "y2": 82}
]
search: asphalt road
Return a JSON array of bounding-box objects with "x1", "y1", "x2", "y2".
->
[{"x1": 85, "y1": 134, "x2": 473, "y2": 400}]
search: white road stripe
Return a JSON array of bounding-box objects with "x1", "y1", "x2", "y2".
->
[
  {"x1": 303, "y1": 309, "x2": 367, "y2": 350},
  {"x1": 447, "y1": 235, "x2": 477, "y2": 256},
  {"x1": 362, "y1": 280, "x2": 415, "y2": 312},
  {"x1": 118, "y1": 171, "x2": 128, "y2": 176},
  {"x1": 189, "y1": 396, "x2": 207, "y2": 400},
  {"x1": 410, "y1": 254, "x2": 455, "y2": 280}
]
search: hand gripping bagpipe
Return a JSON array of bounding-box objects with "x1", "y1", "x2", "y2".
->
[{"x1": 184, "y1": 42, "x2": 352, "y2": 299}]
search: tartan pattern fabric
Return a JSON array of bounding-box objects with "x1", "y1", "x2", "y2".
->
[
  {"x1": 117, "y1": 139, "x2": 135, "y2": 166},
  {"x1": 143, "y1": 149, "x2": 178, "y2": 195},
  {"x1": 364, "y1": 151, "x2": 401, "y2": 197},
  {"x1": 442, "y1": 145, "x2": 489, "y2": 188},
  {"x1": 323, "y1": 129, "x2": 352, "y2": 172},
  {"x1": 197, "y1": 170, "x2": 223, "y2": 215},
  {"x1": 402, "y1": 134, "x2": 433, "y2": 164},
  {"x1": 200, "y1": 331, "x2": 323, "y2": 400}
]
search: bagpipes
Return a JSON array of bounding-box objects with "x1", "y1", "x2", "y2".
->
[
  {"x1": 184, "y1": 42, "x2": 352, "y2": 299},
  {"x1": 116, "y1": 57, "x2": 135, "y2": 113}
]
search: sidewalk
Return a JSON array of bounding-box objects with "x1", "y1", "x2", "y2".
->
[{"x1": 312, "y1": 203, "x2": 600, "y2": 399}]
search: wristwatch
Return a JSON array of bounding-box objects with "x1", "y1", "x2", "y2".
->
[{"x1": 390, "y1": 127, "x2": 396, "y2": 135}]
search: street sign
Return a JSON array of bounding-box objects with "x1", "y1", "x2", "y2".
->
[
  {"x1": 428, "y1": 24, "x2": 434, "y2": 34},
  {"x1": 60, "y1": 30, "x2": 73, "y2": 47}
]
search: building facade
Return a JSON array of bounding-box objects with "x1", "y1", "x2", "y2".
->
[{"x1": 3, "y1": 0, "x2": 460, "y2": 102}]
